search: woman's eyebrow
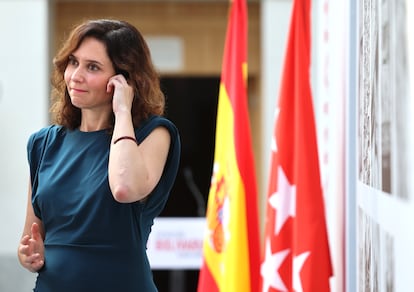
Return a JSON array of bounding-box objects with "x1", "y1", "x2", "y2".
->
[{"x1": 70, "y1": 53, "x2": 105, "y2": 66}]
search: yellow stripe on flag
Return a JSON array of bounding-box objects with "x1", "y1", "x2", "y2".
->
[{"x1": 203, "y1": 83, "x2": 250, "y2": 291}]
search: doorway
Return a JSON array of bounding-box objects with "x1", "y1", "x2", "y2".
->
[{"x1": 152, "y1": 76, "x2": 219, "y2": 291}]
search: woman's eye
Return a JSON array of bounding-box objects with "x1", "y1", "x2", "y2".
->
[
  {"x1": 67, "y1": 57, "x2": 78, "y2": 66},
  {"x1": 88, "y1": 63, "x2": 100, "y2": 71}
]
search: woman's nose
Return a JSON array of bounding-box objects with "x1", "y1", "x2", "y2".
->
[{"x1": 70, "y1": 67, "x2": 84, "y2": 82}]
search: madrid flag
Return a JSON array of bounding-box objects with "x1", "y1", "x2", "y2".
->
[
  {"x1": 260, "y1": 0, "x2": 333, "y2": 291},
  {"x1": 197, "y1": 0, "x2": 260, "y2": 291}
]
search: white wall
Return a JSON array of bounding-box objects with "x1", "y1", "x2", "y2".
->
[
  {"x1": 0, "y1": 0, "x2": 49, "y2": 289},
  {"x1": 0, "y1": 0, "x2": 49, "y2": 255},
  {"x1": 408, "y1": 0, "x2": 414, "y2": 174},
  {"x1": 260, "y1": 0, "x2": 292, "y2": 223},
  {"x1": 312, "y1": 1, "x2": 349, "y2": 291}
]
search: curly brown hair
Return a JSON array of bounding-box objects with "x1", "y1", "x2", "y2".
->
[{"x1": 50, "y1": 19, "x2": 165, "y2": 130}]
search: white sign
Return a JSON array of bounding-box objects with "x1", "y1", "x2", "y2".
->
[{"x1": 147, "y1": 217, "x2": 206, "y2": 270}]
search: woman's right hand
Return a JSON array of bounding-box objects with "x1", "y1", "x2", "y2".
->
[
  {"x1": 107, "y1": 74, "x2": 134, "y2": 115},
  {"x1": 18, "y1": 222, "x2": 45, "y2": 272}
]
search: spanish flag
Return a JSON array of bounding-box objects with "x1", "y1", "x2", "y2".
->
[{"x1": 197, "y1": 0, "x2": 260, "y2": 291}]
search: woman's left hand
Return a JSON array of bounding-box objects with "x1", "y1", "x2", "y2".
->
[{"x1": 107, "y1": 74, "x2": 134, "y2": 114}]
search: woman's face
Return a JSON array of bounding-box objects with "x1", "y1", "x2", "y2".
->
[{"x1": 64, "y1": 37, "x2": 116, "y2": 111}]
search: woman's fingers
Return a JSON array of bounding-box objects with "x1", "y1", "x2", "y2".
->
[
  {"x1": 19, "y1": 235, "x2": 34, "y2": 256},
  {"x1": 20, "y1": 223, "x2": 44, "y2": 258},
  {"x1": 31, "y1": 259, "x2": 44, "y2": 271},
  {"x1": 31, "y1": 222, "x2": 41, "y2": 241},
  {"x1": 24, "y1": 253, "x2": 44, "y2": 272},
  {"x1": 20, "y1": 234, "x2": 30, "y2": 245},
  {"x1": 19, "y1": 224, "x2": 45, "y2": 272}
]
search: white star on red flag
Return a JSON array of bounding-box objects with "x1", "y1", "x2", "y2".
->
[
  {"x1": 268, "y1": 166, "x2": 296, "y2": 235},
  {"x1": 293, "y1": 251, "x2": 310, "y2": 292},
  {"x1": 260, "y1": 239, "x2": 290, "y2": 292}
]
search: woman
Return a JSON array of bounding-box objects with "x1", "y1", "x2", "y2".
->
[{"x1": 17, "y1": 19, "x2": 180, "y2": 291}]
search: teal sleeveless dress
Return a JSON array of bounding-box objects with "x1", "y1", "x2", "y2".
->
[{"x1": 27, "y1": 116, "x2": 180, "y2": 292}]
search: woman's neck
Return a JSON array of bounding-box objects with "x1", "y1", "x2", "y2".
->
[{"x1": 79, "y1": 109, "x2": 112, "y2": 132}]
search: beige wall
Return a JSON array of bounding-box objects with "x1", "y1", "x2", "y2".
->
[{"x1": 54, "y1": 2, "x2": 260, "y2": 75}]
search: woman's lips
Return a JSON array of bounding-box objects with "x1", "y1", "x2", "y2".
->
[{"x1": 70, "y1": 88, "x2": 88, "y2": 93}]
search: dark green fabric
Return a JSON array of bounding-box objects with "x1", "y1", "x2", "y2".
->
[{"x1": 27, "y1": 116, "x2": 180, "y2": 292}]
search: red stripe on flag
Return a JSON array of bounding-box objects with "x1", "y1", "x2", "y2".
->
[
  {"x1": 221, "y1": 1, "x2": 260, "y2": 291},
  {"x1": 197, "y1": 261, "x2": 219, "y2": 292}
]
